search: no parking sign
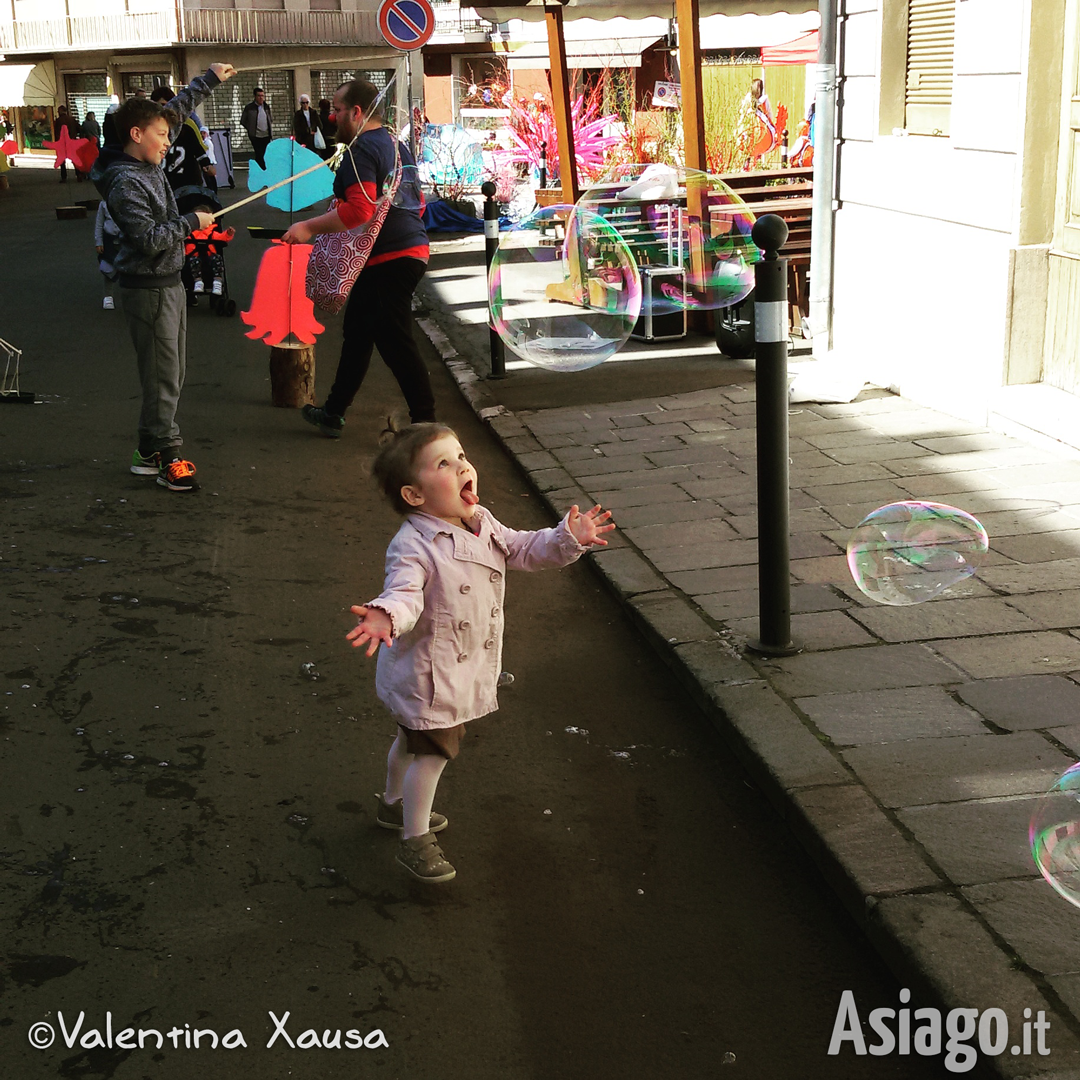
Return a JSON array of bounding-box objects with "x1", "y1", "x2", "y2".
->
[{"x1": 377, "y1": 0, "x2": 434, "y2": 51}]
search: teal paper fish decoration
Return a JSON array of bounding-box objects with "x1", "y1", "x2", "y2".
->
[{"x1": 247, "y1": 138, "x2": 333, "y2": 212}]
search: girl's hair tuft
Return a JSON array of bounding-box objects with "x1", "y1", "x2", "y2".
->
[{"x1": 371, "y1": 421, "x2": 458, "y2": 514}]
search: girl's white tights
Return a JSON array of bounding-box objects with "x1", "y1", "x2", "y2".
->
[{"x1": 385, "y1": 732, "x2": 448, "y2": 840}]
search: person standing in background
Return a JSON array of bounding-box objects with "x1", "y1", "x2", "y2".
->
[
  {"x1": 54, "y1": 105, "x2": 81, "y2": 182},
  {"x1": 241, "y1": 87, "x2": 272, "y2": 169},
  {"x1": 318, "y1": 98, "x2": 337, "y2": 156},
  {"x1": 79, "y1": 111, "x2": 101, "y2": 147},
  {"x1": 293, "y1": 93, "x2": 322, "y2": 152}
]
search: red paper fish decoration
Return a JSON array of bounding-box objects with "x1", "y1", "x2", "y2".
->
[
  {"x1": 1, "y1": 140, "x2": 16, "y2": 157},
  {"x1": 42, "y1": 128, "x2": 97, "y2": 173},
  {"x1": 241, "y1": 241, "x2": 324, "y2": 346}
]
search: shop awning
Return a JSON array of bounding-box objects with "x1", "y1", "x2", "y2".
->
[
  {"x1": 508, "y1": 35, "x2": 661, "y2": 68},
  {"x1": 761, "y1": 29, "x2": 819, "y2": 64},
  {"x1": 478, "y1": 0, "x2": 817, "y2": 24},
  {"x1": 697, "y1": 11, "x2": 819, "y2": 50},
  {"x1": 0, "y1": 62, "x2": 57, "y2": 107}
]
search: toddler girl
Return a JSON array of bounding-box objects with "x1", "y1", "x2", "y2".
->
[{"x1": 347, "y1": 423, "x2": 614, "y2": 883}]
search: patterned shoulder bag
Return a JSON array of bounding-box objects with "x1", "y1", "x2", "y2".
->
[{"x1": 306, "y1": 134, "x2": 403, "y2": 315}]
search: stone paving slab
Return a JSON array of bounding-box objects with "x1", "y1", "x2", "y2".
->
[
  {"x1": 849, "y1": 597, "x2": 1040, "y2": 642},
  {"x1": 964, "y1": 878, "x2": 1080, "y2": 978},
  {"x1": 766, "y1": 643, "x2": 961, "y2": 697},
  {"x1": 789, "y1": 784, "x2": 943, "y2": 898},
  {"x1": 695, "y1": 582, "x2": 852, "y2": 622},
  {"x1": 727, "y1": 609, "x2": 875, "y2": 651},
  {"x1": 794, "y1": 686, "x2": 987, "y2": 744},
  {"x1": 419, "y1": 286, "x2": 1080, "y2": 1077},
  {"x1": 933, "y1": 632, "x2": 1080, "y2": 679},
  {"x1": 898, "y1": 797, "x2": 1047, "y2": 885},
  {"x1": 955, "y1": 675, "x2": 1080, "y2": 731},
  {"x1": 841, "y1": 732, "x2": 1067, "y2": 808}
]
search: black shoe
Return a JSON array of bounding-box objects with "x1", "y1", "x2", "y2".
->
[
  {"x1": 302, "y1": 404, "x2": 344, "y2": 439},
  {"x1": 157, "y1": 456, "x2": 199, "y2": 492}
]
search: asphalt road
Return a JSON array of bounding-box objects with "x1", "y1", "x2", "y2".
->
[{"x1": 0, "y1": 166, "x2": 950, "y2": 1079}]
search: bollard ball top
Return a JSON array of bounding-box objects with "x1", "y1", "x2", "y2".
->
[
  {"x1": 481, "y1": 181, "x2": 497, "y2": 198},
  {"x1": 751, "y1": 214, "x2": 789, "y2": 256}
]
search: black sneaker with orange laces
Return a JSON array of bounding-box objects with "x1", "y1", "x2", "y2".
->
[{"x1": 157, "y1": 455, "x2": 199, "y2": 492}]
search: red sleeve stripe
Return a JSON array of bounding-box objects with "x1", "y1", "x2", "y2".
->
[{"x1": 335, "y1": 180, "x2": 378, "y2": 230}]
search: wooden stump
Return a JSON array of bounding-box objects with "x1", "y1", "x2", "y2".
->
[{"x1": 269, "y1": 343, "x2": 315, "y2": 408}]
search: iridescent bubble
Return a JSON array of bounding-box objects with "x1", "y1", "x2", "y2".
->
[
  {"x1": 1031, "y1": 764, "x2": 1080, "y2": 909},
  {"x1": 578, "y1": 164, "x2": 757, "y2": 313},
  {"x1": 846, "y1": 501, "x2": 989, "y2": 606},
  {"x1": 489, "y1": 205, "x2": 641, "y2": 371}
]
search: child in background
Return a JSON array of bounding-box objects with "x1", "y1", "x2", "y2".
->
[
  {"x1": 347, "y1": 423, "x2": 614, "y2": 884},
  {"x1": 183, "y1": 208, "x2": 234, "y2": 297},
  {"x1": 94, "y1": 199, "x2": 121, "y2": 310}
]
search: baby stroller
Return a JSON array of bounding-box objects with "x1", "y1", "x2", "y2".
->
[{"x1": 184, "y1": 223, "x2": 237, "y2": 317}]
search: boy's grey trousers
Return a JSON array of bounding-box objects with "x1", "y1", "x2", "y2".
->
[{"x1": 120, "y1": 283, "x2": 187, "y2": 455}]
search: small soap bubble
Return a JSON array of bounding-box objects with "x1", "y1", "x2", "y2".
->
[
  {"x1": 722, "y1": 1051, "x2": 736, "y2": 1065},
  {"x1": 497, "y1": 671, "x2": 515, "y2": 688},
  {"x1": 300, "y1": 662, "x2": 321, "y2": 681},
  {"x1": 846, "y1": 501, "x2": 988, "y2": 605},
  {"x1": 1031, "y1": 764, "x2": 1080, "y2": 909},
  {"x1": 543, "y1": 809, "x2": 552, "y2": 816},
  {"x1": 157, "y1": 761, "x2": 169, "y2": 767},
  {"x1": 489, "y1": 205, "x2": 641, "y2": 371}
]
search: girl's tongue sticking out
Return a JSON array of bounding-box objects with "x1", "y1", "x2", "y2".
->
[{"x1": 461, "y1": 479, "x2": 479, "y2": 506}]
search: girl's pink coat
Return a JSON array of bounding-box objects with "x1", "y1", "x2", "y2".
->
[{"x1": 367, "y1": 506, "x2": 587, "y2": 729}]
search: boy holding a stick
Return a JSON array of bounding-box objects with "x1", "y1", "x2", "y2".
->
[{"x1": 92, "y1": 62, "x2": 236, "y2": 492}]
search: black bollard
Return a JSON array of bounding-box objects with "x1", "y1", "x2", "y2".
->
[
  {"x1": 748, "y1": 214, "x2": 798, "y2": 656},
  {"x1": 481, "y1": 180, "x2": 506, "y2": 379},
  {"x1": 780, "y1": 128, "x2": 789, "y2": 168},
  {"x1": 538, "y1": 141, "x2": 547, "y2": 190}
]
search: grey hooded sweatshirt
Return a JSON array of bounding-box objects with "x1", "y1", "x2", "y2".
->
[{"x1": 91, "y1": 70, "x2": 221, "y2": 289}]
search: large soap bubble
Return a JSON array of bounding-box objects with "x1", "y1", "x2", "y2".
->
[
  {"x1": 578, "y1": 164, "x2": 757, "y2": 313},
  {"x1": 489, "y1": 204, "x2": 641, "y2": 372},
  {"x1": 846, "y1": 501, "x2": 989, "y2": 605},
  {"x1": 1031, "y1": 764, "x2": 1080, "y2": 909}
]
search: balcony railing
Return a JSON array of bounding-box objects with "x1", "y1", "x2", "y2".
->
[
  {"x1": 0, "y1": 7, "x2": 385, "y2": 54},
  {"x1": 181, "y1": 8, "x2": 380, "y2": 46},
  {"x1": 0, "y1": 10, "x2": 176, "y2": 53},
  {"x1": 432, "y1": 4, "x2": 496, "y2": 37}
]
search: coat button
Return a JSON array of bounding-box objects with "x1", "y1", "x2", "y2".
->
[
  {"x1": 489, "y1": 571, "x2": 501, "y2": 583},
  {"x1": 457, "y1": 652, "x2": 468, "y2": 663},
  {"x1": 460, "y1": 584, "x2": 471, "y2": 594},
  {"x1": 484, "y1": 640, "x2": 495, "y2": 649},
  {"x1": 491, "y1": 605, "x2": 500, "y2": 617},
  {"x1": 458, "y1": 620, "x2": 470, "y2": 630}
]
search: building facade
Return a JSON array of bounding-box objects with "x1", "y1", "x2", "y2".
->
[
  {"x1": 0, "y1": 0, "x2": 407, "y2": 158},
  {"x1": 832, "y1": 0, "x2": 1080, "y2": 448}
]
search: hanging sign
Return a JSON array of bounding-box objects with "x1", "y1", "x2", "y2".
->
[
  {"x1": 378, "y1": 0, "x2": 435, "y2": 51},
  {"x1": 652, "y1": 81, "x2": 681, "y2": 109}
]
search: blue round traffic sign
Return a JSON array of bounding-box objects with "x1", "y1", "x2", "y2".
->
[{"x1": 377, "y1": 0, "x2": 434, "y2": 51}]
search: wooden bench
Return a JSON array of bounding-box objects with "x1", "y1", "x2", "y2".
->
[{"x1": 717, "y1": 167, "x2": 813, "y2": 329}]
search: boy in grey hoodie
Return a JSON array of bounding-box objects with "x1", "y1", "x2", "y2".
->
[{"x1": 92, "y1": 62, "x2": 236, "y2": 491}]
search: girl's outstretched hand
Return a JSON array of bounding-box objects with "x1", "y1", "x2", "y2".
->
[
  {"x1": 567, "y1": 504, "x2": 615, "y2": 548},
  {"x1": 347, "y1": 604, "x2": 393, "y2": 657}
]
